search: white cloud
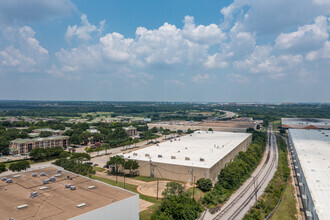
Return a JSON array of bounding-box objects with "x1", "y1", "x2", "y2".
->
[
  {"x1": 275, "y1": 16, "x2": 329, "y2": 52},
  {"x1": 306, "y1": 41, "x2": 330, "y2": 60},
  {"x1": 191, "y1": 73, "x2": 210, "y2": 83},
  {"x1": 165, "y1": 79, "x2": 186, "y2": 86},
  {"x1": 0, "y1": 26, "x2": 48, "y2": 73},
  {"x1": 228, "y1": 73, "x2": 249, "y2": 83},
  {"x1": 66, "y1": 14, "x2": 105, "y2": 41}
]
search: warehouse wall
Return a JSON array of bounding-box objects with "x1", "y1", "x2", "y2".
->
[{"x1": 71, "y1": 194, "x2": 139, "y2": 220}]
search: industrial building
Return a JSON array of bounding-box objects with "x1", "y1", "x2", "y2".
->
[
  {"x1": 282, "y1": 118, "x2": 330, "y2": 129},
  {"x1": 0, "y1": 165, "x2": 139, "y2": 220},
  {"x1": 10, "y1": 135, "x2": 69, "y2": 155},
  {"x1": 123, "y1": 131, "x2": 252, "y2": 183},
  {"x1": 288, "y1": 129, "x2": 330, "y2": 220}
]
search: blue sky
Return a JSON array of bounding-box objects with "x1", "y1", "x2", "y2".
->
[{"x1": 0, "y1": 0, "x2": 329, "y2": 102}]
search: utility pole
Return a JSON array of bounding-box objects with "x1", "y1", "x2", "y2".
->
[
  {"x1": 192, "y1": 176, "x2": 195, "y2": 200},
  {"x1": 157, "y1": 178, "x2": 159, "y2": 200},
  {"x1": 189, "y1": 168, "x2": 194, "y2": 186}
]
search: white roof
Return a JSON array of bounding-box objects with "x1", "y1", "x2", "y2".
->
[
  {"x1": 289, "y1": 129, "x2": 330, "y2": 219},
  {"x1": 123, "y1": 131, "x2": 251, "y2": 168},
  {"x1": 282, "y1": 118, "x2": 330, "y2": 128}
]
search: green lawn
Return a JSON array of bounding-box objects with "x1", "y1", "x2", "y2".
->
[
  {"x1": 271, "y1": 179, "x2": 297, "y2": 220},
  {"x1": 187, "y1": 187, "x2": 205, "y2": 201},
  {"x1": 93, "y1": 166, "x2": 106, "y2": 172}
]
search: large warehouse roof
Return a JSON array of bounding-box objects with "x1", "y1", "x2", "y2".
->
[
  {"x1": 0, "y1": 166, "x2": 136, "y2": 220},
  {"x1": 289, "y1": 129, "x2": 330, "y2": 219},
  {"x1": 124, "y1": 131, "x2": 251, "y2": 168},
  {"x1": 282, "y1": 118, "x2": 330, "y2": 129}
]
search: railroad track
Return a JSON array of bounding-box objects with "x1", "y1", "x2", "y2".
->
[{"x1": 213, "y1": 131, "x2": 277, "y2": 220}]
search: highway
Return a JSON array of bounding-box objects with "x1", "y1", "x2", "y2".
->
[{"x1": 202, "y1": 127, "x2": 279, "y2": 220}]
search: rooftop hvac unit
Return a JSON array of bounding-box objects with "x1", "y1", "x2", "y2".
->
[
  {"x1": 32, "y1": 173, "x2": 37, "y2": 177},
  {"x1": 171, "y1": 156, "x2": 176, "y2": 159},
  {"x1": 13, "y1": 175, "x2": 21, "y2": 178},
  {"x1": 57, "y1": 170, "x2": 62, "y2": 174},
  {"x1": 43, "y1": 180, "x2": 49, "y2": 184},
  {"x1": 17, "y1": 204, "x2": 28, "y2": 209},
  {"x1": 158, "y1": 155, "x2": 162, "y2": 158},
  {"x1": 49, "y1": 177, "x2": 56, "y2": 182},
  {"x1": 65, "y1": 184, "x2": 71, "y2": 188},
  {"x1": 30, "y1": 191, "x2": 38, "y2": 198},
  {"x1": 200, "y1": 158, "x2": 205, "y2": 162},
  {"x1": 185, "y1": 157, "x2": 190, "y2": 161},
  {"x1": 40, "y1": 172, "x2": 46, "y2": 176},
  {"x1": 39, "y1": 186, "x2": 48, "y2": 190},
  {"x1": 55, "y1": 174, "x2": 61, "y2": 177},
  {"x1": 133, "y1": 153, "x2": 138, "y2": 156},
  {"x1": 77, "y1": 203, "x2": 86, "y2": 208},
  {"x1": 1, "y1": 177, "x2": 7, "y2": 181},
  {"x1": 145, "y1": 153, "x2": 150, "y2": 157},
  {"x1": 6, "y1": 179, "x2": 13, "y2": 183},
  {"x1": 70, "y1": 186, "x2": 76, "y2": 190},
  {"x1": 88, "y1": 186, "x2": 95, "y2": 189}
]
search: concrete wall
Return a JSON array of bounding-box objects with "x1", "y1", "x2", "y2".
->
[
  {"x1": 71, "y1": 194, "x2": 139, "y2": 220},
  {"x1": 134, "y1": 134, "x2": 252, "y2": 183}
]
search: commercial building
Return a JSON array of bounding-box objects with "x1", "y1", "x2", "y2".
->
[
  {"x1": 32, "y1": 128, "x2": 65, "y2": 136},
  {"x1": 124, "y1": 126, "x2": 137, "y2": 136},
  {"x1": 288, "y1": 129, "x2": 330, "y2": 220},
  {"x1": 10, "y1": 136, "x2": 69, "y2": 154},
  {"x1": 0, "y1": 166, "x2": 139, "y2": 220},
  {"x1": 123, "y1": 131, "x2": 252, "y2": 183},
  {"x1": 282, "y1": 118, "x2": 330, "y2": 129}
]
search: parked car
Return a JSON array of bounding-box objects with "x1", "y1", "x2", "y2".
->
[
  {"x1": 84, "y1": 161, "x2": 93, "y2": 165},
  {"x1": 103, "y1": 165, "x2": 109, "y2": 169},
  {"x1": 93, "y1": 164, "x2": 99, "y2": 167}
]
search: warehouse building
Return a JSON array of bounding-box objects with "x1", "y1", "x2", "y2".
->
[
  {"x1": 288, "y1": 129, "x2": 330, "y2": 220},
  {"x1": 10, "y1": 135, "x2": 69, "y2": 155},
  {"x1": 0, "y1": 165, "x2": 139, "y2": 220},
  {"x1": 282, "y1": 118, "x2": 330, "y2": 129},
  {"x1": 124, "y1": 131, "x2": 252, "y2": 183}
]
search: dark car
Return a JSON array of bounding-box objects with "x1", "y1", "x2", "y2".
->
[
  {"x1": 84, "y1": 161, "x2": 93, "y2": 165},
  {"x1": 103, "y1": 165, "x2": 109, "y2": 168}
]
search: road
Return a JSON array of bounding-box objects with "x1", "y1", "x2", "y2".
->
[{"x1": 202, "y1": 127, "x2": 279, "y2": 220}]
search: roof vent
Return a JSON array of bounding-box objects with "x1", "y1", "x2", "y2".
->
[
  {"x1": 13, "y1": 175, "x2": 21, "y2": 178},
  {"x1": 70, "y1": 186, "x2": 76, "y2": 190},
  {"x1": 158, "y1": 155, "x2": 162, "y2": 158},
  {"x1": 43, "y1": 179, "x2": 49, "y2": 184},
  {"x1": 57, "y1": 170, "x2": 62, "y2": 173},
  {"x1": 133, "y1": 153, "x2": 138, "y2": 156},
  {"x1": 200, "y1": 158, "x2": 205, "y2": 162},
  {"x1": 55, "y1": 174, "x2": 61, "y2": 177},
  {"x1": 88, "y1": 186, "x2": 95, "y2": 189},
  {"x1": 145, "y1": 153, "x2": 150, "y2": 157},
  {"x1": 49, "y1": 177, "x2": 56, "y2": 182},
  {"x1": 6, "y1": 179, "x2": 13, "y2": 183},
  {"x1": 171, "y1": 156, "x2": 176, "y2": 159},
  {"x1": 39, "y1": 186, "x2": 48, "y2": 190},
  {"x1": 32, "y1": 173, "x2": 37, "y2": 177},
  {"x1": 17, "y1": 204, "x2": 28, "y2": 209},
  {"x1": 1, "y1": 177, "x2": 7, "y2": 181},
  {"x1": 65, "y1": 184, "x2": 71, "y2": 189},
  {"x1": 77, "y1": 203, "x2": 86, "y2": 208},
  {"x1": 185, "y1": 157, "x2": 190, "y2": 161},
  {"x1": 40, "y1": 172, "x2": 46, "y2": 176}
]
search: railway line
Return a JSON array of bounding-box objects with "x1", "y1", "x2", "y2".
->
[{"x1": 202, "y1": 128, "x2": 278, "y2": 220}]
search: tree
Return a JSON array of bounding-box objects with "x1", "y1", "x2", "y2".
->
[
  {"x1": 123, "y1": 160, "x2": 139, "y2": 173},
  {"x1": 0, "y1": 162, "x2": 6, "y2": 173},
  {"x1": 59, "y1": 151, "x2": 70, "y2": 158},
  {"x1": 151, "y1": 126, "x2": 158, "y2": 133},
  {"x1": 29, "y1": 148, "x2": 46, "y2": 160},
  {"x1": 162, "y1": 182, "x2": 185, "y2": 198},
  {"x1": 71, "y1": 153, "x2": 91, "y2": 164},
  {"x1": 101, "y1": 143, "x2": 110, "y2": 154},
  {"x1": 39, "y1": 131, "x2": 53, "y2": 137},
  {"x1": 69, "y1": 134, "x2": 81, "y2": 145},
  {"x1": 9, "y1": 161, "x2": 30, "y2": 172},
  {"x1": 177, "y1": 130, "x2": 183, "y2": 135},
  {"x1": 107, "y1": 155, "x2": 125, "y2": 173},
  {"x1": 208, "y1": 128, "x2": 213, "y2": 131},
  {"x1": 196, "y1": 178, "x2": 212, "y2": 192}
]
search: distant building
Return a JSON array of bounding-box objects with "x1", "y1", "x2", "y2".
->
[
  {"x1": 144, "y1": 118, "x2": 152, "y2": 122},
  {"x1": 87, "y1": 128, "x2": 99, "y2": 133},
  {"x1": 124, "y1": 126, "x2": 137, "y2": 136},
  {"x1": 33, "y1": 128, "x2": 65, "y2": 136},
  {"x1": 10, "y1": 136, "x2": 69, "y2": 154},
  {"x1": 282, "y1": 118, "x2": 330, "y2": 129},
  {"x1": 0, "y1": 166, "x2": 139, "y2": 220}
]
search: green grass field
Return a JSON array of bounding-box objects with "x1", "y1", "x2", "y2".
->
[{"x1": 271, "y1": 179, "x2": 297, "y2": 220}]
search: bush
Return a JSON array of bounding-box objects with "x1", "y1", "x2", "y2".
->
[
  {"x1": 9, "y1": 161, "x2": 30, "y2": 172},
  {"x1": 196, "y1": 178, "x2": 212, "y2": 192},
  {"x1": 0, "y1": 162, "x2": 6, "y2": 173}
]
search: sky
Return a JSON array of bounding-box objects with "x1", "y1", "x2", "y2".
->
[{"x1": 0, "y1": 0, "x2": 329, "y2": 102}]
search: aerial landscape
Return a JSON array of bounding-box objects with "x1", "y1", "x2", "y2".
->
[{"x1": 0, "y1": 0, "x2": 329, "y2": 220}]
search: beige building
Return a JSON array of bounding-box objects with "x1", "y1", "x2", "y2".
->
[
  {"x1": 123, "y1": 131, "x2": 252, "y2": 183},
  {"x1": 124, "y1": 126, "x2": 137, "y2": 136},
  {"x1": 10, "y1": 136, "x2": 69, "y2": 154}
]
